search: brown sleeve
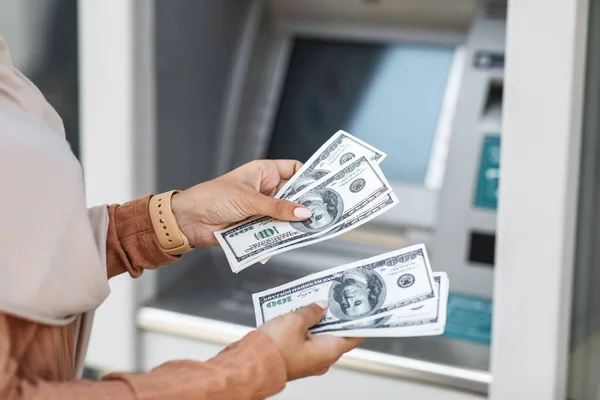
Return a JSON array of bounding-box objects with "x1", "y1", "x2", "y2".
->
[
  {"x1": 106, "y1": 194, "x2": 180, "y2": 279},
  {"x1": 0, "y1": 313, "x2": 287, "y2": 400}
]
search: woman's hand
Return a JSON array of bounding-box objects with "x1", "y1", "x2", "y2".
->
[
  {"x1": 259, "y1": 302, "x2": 365, "y2": 381},
  {"x1": 170, "y1": 160, "x2": 312, "y2": 247}
]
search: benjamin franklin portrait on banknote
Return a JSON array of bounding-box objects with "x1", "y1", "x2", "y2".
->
[
  {"x1": 290, "y1": 188, "x2": 343, "y2": 233},
  {"x1": 328, "y1": 267, "x2": 386, "y2": 320},
  {"x1": 286, "y1": 169, "x2": 329, "y2": 198}
]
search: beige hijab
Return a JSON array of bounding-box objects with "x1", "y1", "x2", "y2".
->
[{"x1": 0, "y1": 36, "x2": 110, "y2": 375}]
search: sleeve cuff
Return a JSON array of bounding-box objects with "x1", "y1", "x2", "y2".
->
[{"x1": 106, "y1": 194, "x2": 180, "y2": 279}]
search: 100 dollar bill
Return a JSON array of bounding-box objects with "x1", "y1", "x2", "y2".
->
[
  {"x1": 312, "y1": 272, "x2": 448, "y2": 337},
  {"x1": 239, "y1": 193, "x2": 398, "y2": 274},
  {"x1": 275, "y1": 130, "x2": 386, "y2": 201},
  {"x1": 252, "y1": 244, "x2": 437, "y2": 332},
  {"x1": 260, "y1": 130, "x2": 387, "y2": 265},
  {"x1": 215, "y1": 156, "x2": 395, "y2": 272}
]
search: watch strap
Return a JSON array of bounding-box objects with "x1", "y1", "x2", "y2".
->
[{"x1": 148, "y1": 190, "x2": 194, "y2": 256}]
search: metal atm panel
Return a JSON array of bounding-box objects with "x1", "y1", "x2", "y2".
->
[{"x1": 429, "y1": 3, "x2": 506, "y2": 368}]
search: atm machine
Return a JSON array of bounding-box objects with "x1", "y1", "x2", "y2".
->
[{"x1": 93, "y1": 0, "x2": 507, "y2": 397}]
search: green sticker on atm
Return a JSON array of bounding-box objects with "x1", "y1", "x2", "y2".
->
[
  {"x1": 474, "y1": 135, "x2": 501, "y2": 210},
  {"x1": 443, "y1": 293, "x2": 492, "y2": 345}
]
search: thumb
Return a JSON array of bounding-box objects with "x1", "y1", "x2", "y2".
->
[
  {"x1": 253, "y1": 193, "x2": 312, "y2": 221},
  {"x1": 294, "y1": 302, "x2": 328, "y2": 331}
]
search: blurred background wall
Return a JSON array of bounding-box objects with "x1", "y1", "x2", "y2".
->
[{"x1": 0, "y1": 0, "x2": 80, "y2": 158}]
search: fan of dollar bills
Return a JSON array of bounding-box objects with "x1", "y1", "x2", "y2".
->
[{"x1": 214, "y1": 130, "x2": 449, "y2": 338}]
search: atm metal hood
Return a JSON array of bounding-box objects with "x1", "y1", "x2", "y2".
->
[{"x1": 266, "y1": 0, "x2": 506, "y2": 33}]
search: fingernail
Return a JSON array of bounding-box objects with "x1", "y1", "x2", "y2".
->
[
  {"x1": 294, "y1": 207, "x2": 312, "y2": 219},
  {"x1": 314, "y1": 301, "x2": 328, "y2": 309}
]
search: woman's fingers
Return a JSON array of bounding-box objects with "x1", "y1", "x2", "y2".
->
[
  {"x1": 306, "y1": 334, "x2": 365, "y2": 363},
  {"x1": 250, "y1": 193, "x2": 312, "y2": 221},
  {"x1": 269, "y1": 159, "x2": 304, "y2": 181}
]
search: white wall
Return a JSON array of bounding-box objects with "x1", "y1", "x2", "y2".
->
[{"x1": 489, "y1": 0, "x2": 588, "y2": 398}]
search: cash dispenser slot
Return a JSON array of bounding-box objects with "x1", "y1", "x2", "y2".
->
[
  {"x1": 484, "y1": 79, "x2": 503, "y2": 114},
  {"x1": 468, "y1": 231, "x2": 496, "y2": 266},
  {"x1": 481, "y1": 78, "x2": 503, "y2": 125}
]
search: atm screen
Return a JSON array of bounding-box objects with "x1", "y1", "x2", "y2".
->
[{"x1": 266, "y1": 37, "x2": 455, "y2": 185}]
